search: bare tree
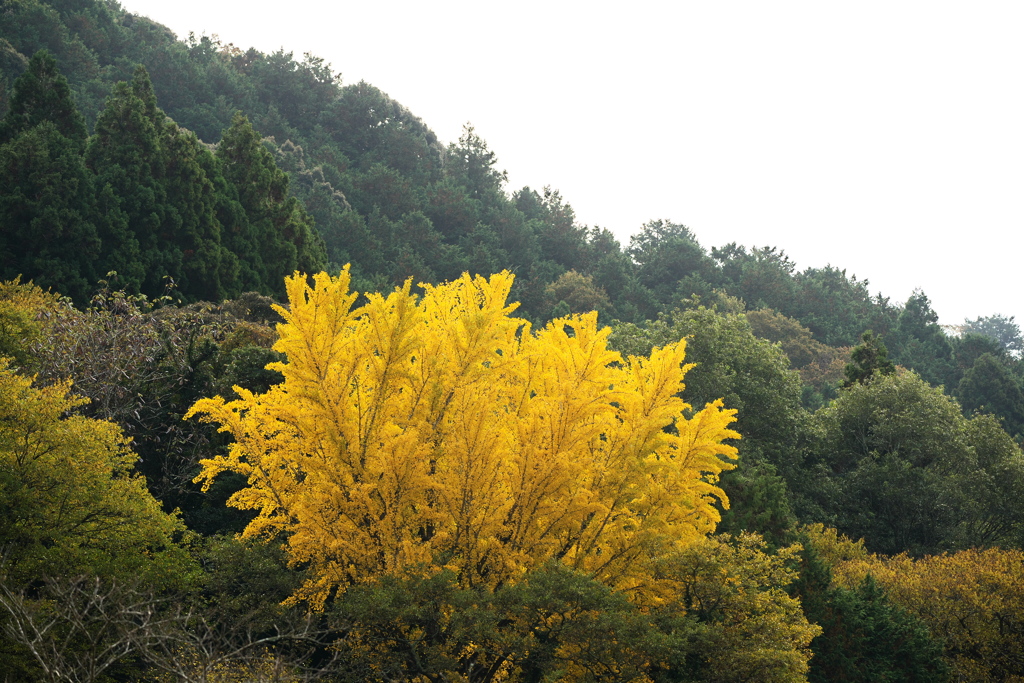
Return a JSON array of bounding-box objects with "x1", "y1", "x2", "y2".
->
[
  {"x1": 0, "y1": 573, "x2": 341, "y2": 682},
  {"x1": 0, "y1": 575, "x2": 175, "y2": 683}
]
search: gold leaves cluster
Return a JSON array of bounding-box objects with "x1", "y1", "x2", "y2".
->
[
  {"x1": 830, "y1": 544, "x2": 1024, "y2": 683},
  {"x1": 188, "y1": 269, "x2": 739, "y2": 607}
]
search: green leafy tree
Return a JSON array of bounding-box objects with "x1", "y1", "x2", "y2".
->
[
  {"x1": 482, "y1": 197, "x2": 540, "y2": 276},
  {"x1": 715, "y1": 245, "x2": 796, "y2": 312},
  {"x1": 804, "y1": 370, "x2": 1024, "y2": 555},
  {"x1": 330, "y1": 563, "x2": 672, "y2": 683},
  {"x1": 543, "y1": 269, "x2": 612, "y2": 319},
  {"x1": 656, "y1": 533, "x2": 821, "y2": 682},
  {"x1": 611, "y1": 303, "x2": 804, "y2": 472},
  {"x1": 0, "y1": 358, "x2": 192, "y2": 586},
  {"x1": 788, "y1": 266, "x2": 894, "y2": 347},
  {"x1": 745, "y1": 308, "x2": 849, "y2": 408},
  {"x1": 746, "y1": 308, "x2": 822, "y2": 369},
  {"x1": 271, "y1": 138, "x2": 379, "y2": 274},
  {"x1": 951, "y1": 332, "x2": 1006, "y2": 380},
  {"x1": 329, "y1": 535, "x2": 819, "y2": 683}
]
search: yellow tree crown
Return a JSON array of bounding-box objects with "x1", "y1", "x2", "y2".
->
[{"x1": 188, "y1": 269, "x2": 739, "y2": 607}]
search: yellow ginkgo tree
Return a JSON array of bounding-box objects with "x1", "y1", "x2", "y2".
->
[{"x1": 188, "y1": 269, "x2": 740, "y2": 607}]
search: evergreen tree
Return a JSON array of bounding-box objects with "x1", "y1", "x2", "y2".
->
[
  {"x1": 0, "y1": 53, "x2": 102, "y2": 302},
  {"x1": 792, "y1": 543, "x2": 948, "y2": 683},
  {"x1": 0, "y1": 122, "x2": 100, "y2": 302},
  {"x1": 963, "y1": 314, "x2": 1024, "y2": 356},
  {"x1": 0, "y1": 49, "x2": 87, "y2": 149},
  {"x1": 85, "y1": 67, "x2": 248, "y2": 301},
  {"x1": 888, "y1": 290, "x2": 955, "y2": 387},
  {"x1": 158, "y1": 118, "x2": 237, "y2": 301},
  {"x1": 628, "y1": 219, "x2": 718, "y2": 306},
  {"x1": 0, "y1": 49, "x2": 104, "y2": 303},
  {"x1": 216, "y1": 113, "x2": 325, "y2": 295},
  {"x1": 843, "y1": 330, "x2": 895, "y2": 387},
  {"x1": 956, "y1": 352, "x2": 1024, "y2": 438},
  {"x1": 85, "y1": 68, "x2": 166, "y2": 295}
]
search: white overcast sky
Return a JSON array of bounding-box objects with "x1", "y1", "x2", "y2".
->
[{"x1": 121, "y1": 0, "x2": 1024, "y2": 327}]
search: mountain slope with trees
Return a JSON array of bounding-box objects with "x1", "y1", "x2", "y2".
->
[{"x1": 2, "y1": 2, "x2": 1024, "y2": 680}]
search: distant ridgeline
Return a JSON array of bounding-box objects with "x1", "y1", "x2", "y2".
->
[{"x1": 2, "y1": 0, "x2": 1023, "y2": 420}]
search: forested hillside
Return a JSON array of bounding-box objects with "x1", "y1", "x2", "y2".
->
[{"x1": 2, "y1": 1, "x2": 1024, "y2": 680}]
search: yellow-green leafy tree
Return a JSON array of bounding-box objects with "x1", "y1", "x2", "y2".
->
[
  {"x1": 831, "y1": 546, "x2": 1024, "y2": 682},
  {"x1": 658, "y1": 533, "x2": 821, "y2": 682},
  {"x1": 804, "y1": 524, "x2": 1024, "y2": 682},
  {"x1": 0, "y1": 277, "x2": 62, "y2": 372},
  {"x1": 188, "y1": 269, "x2": 741, "y2": 607},
  {"x1": 0, "y1": 357, "x2": 191, "y2": 586}
]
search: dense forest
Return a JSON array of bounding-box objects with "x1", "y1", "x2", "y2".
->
[{"x1": 2, "y1": 1, "x2": 1024, "y2": 680}]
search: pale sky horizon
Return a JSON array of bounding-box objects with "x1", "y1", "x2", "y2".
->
[{"x1": 121, "y1": 0, "x2": 1024, "y2": 328}]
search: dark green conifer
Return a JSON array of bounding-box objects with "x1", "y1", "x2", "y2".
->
[
  {"x1": 216, "y1": 113, "x2": 325, "y2": 294},
  {"x1": 956, "y1": 352, "x2": 1024, "y2": 438},
  {"x1": 86, "y1": 68, "x2": 166, "y2": 295},
  {"x1": 0, "y1": 122, "x2": 100, "y2": 302},
  {"x1": 792, "y1": 543, "x2": 949, "y2": 682},
  {"x1": 0, "y1": 50, "x2": 87, "y2": 149},
  {"x1": 159, "y1": 119, "x2": 237, "y2": 302},
  {"x1": 0, "y1": 53, "x2": 99, "y2": 302},
  {"x1": 86, "y1": 66, "x2": 239, "y2": 301}
]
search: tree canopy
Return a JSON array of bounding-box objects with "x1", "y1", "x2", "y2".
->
[{"x1": 188, "y1": 269, "x2": 740, "y2": 607}]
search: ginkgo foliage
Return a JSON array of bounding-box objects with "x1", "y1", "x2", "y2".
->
[{"x1": 188, "y1": 269, "x2": 739, "y2": 606}]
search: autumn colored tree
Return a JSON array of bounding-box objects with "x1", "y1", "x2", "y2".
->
[
  {"x1": 0, "y1": 278, "x2": 62, "y2": 372},
  {"x1": 189, "y1": 270, "x2": 740, "y2": 607},
  {"x1": 817, "y1": 529, "x2": 1024, "y2": 683},
  {"x1": 792, "y1": 529, "x2": 948, "y2": 682},
  {"x1": 610, "y1": 303, "x2": 804, "y2": 545},
  {"x1": 543, "y1": 269, "x2": 612, "y2": 319},
  {"x1": 656, "y1": 533, "x2": 821, "y2": 682}
]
